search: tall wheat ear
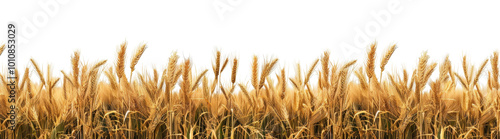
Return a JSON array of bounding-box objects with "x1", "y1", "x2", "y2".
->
[
  {"x1": 366, "y1": 42, "x2": 377, "y2": 80},
  {"x1": 321, "y1": 51, "x2": 330, "y2": 88},
  {"x1": 30, "y1": 58, "x2": 46, "y2": 87},
  {"x1": 304, "y1": 59, "x2": 319, "y2": 86},
  {"x1": 491, "y1": 51, "x2": 499, "y2": 89},
  {"x1": 416, "y1": 51, "x2": 429, "y2": 103},
  {"x1": 116, "y1": 41, "x2": 127, "y2": 82},
  {"x1": 231, "y1": 57, "x2": 238, "y2": 84},
  {"x1": 71, "y1": 51, "x2": 80, "y2": 88},
  {"x1": 380, "y1": 44, "x2": 397, "y2": 81},
  {"x1": 251, "y1": 55, "x2": 259, "y2": 90},
  {"x1": 129, "y1": 43, "x2": 147, "y2": 82},
  {"x1": 258, "y1": 58, "x2": 278, "y2": 89}
]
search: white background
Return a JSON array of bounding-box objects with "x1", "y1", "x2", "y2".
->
[{"x1": 1, "y1": 0, "x2": 500, "y2": 84}]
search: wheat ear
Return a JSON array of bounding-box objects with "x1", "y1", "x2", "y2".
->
[
  {"x1": 321, "y1": 51, "x2": 330, "y2": 88},
  {"x1": 304, "y1": 59, "x2": 319, "y2": 86},
  {"x1": 251, "y1": 55, "x2": 259, "y2": 90},
  {"x1": 380, "y1": 44, "x2": 397, "y2": 81},
  {"x1": 30, "y1": 58, "x2": 46, "y2": 86},
  {"x1": 213, "y1": 51, "x2": 221, "y2": 80},
  {"x1": 366, "y1": 42, "x2": 377, "y2": 80},
  {"x1": 491, "y1": 51, "x2": 499, "y2": 89},
  {"x1": 116, "y1": 41, "x2": 127, "y2": 82},
  {"x1": 130, "y1": 43, "x2": 147, "y2": 82},
  {"x1": 192, "y1": 69, "x2": 208, "y2": 91},
  {"x1": 259, "y1": 58, "x2": 279, "y2": 89},
  {"x1": 280, "y1": 68, "x2": 286, "y2": 99},
  {"x1": 71, "y1": 51, "x2": 80, "y2": 88},
  {"x1": 231, "y1": 58, "x2": 238, "y2": 84}
]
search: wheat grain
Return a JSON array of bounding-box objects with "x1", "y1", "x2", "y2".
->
[
  {"x1": 231, "y1": 58, "x2": 238, "y2": 84},
  {"x1": 91, "y1": 60, "x2": 107, "y2": 71},
  {"x1": 192, "y1": 69, "x2": 208, "y2": 91},
  {"x1": 355, "y1": 68, "x2": 368, "y2": 90},
  {"x1": 6, "y1": 42, "x2": 500, "y2": 138},
  {"x1": 130, "y1": 44, "x2": 147, "y2": 82},
  {"x1": 423, "y1": 62, "x2": 437, "y2": 83},
  {"x1": 380, "y1": 44, "x2": 397, "y2": 73},
  {"x1": 463, "y1": 56, "x2": 469, "y2": 83},
  {"x1": 213, "y1": 51, "x2": 221, "y2": 80},
  {"x1": 130, "y1": 44, "x2": 147, "y2": 73},
  {"x1": 380, "y1": 44, "x2": 397, "y2": 81},
  {"x1": 491, "y1": 51, "x2": 499, "y2": 89},
  {"x1": 238, "y1": 84, "x2": 252, "y2": 103},
  {"x1": 20, "y1": 68, "x2": 30, "y2": 91},
  {"x1": 181, "y1": 58, "x2": 192, "y2": 105},
  {"x1": 366, "y1": 42, "x2": 377, "y2": 80},
  {"x1": 321, "y1": 51, "x2": 330, "y2": 88},
  {"x1": 220, "y1": 58, "x2": 229, "y2": 74},
  {"x1": 342, "y1": 60, "x2": 357, "y2": 70},
  {"x1": 280, "y1": 68, "x2": 286, "y2": 99},
  {"x1": 71, "y1": 51, "x2": 80, "y2": 89},
  {"x1": 415, "y1": 51, "x2": 429, "y2": 103},
  {"x1": 116, "y1": 42, "x2": 127, "y2": 81},
  {"x1": 61, "y1": 70, "x2": 74, "y2": 86},
  {"x1": 304, "y1": 59, "x2": 319, "y2": 85},
  {"x1": 167, "y1": 52, "x2": 179, "y2": 94},
  {"x1": 251, "y1": 55, "x2": 259, "y2": 90},
  {"x1": 30, "y1": 58, "x2": 46, "y2": 86},
  {"x1": 259, "y1": 58, "x2": 278, "y2": 89},
  {"x1": 472, "y1": 59, "x2": 489, "y2": 86},
  {"x1": 105, "y1": 67, "x2": 118, "y2": 90}
]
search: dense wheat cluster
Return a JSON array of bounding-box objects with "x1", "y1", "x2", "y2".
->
[{"x1": 1, "y1": 42, "x2": 500, "y2": 138}]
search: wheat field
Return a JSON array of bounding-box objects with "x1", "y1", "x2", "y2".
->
[{"x1": 0, "y1": 42, "x2": 499, "y2": 138}]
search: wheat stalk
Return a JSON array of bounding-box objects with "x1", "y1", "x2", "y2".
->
[
  {"x1": 462, "y1": 56, "x2": 469, "y2": 84},
  {"x1": 105, "y1": 68, "x2": 118, "y2": 90},
  {"x1": 116, "y1": 42, "x2": 127, "y2": 81},
  {"x1": 60, "y1": 70, "x2": 74, "y2": 87},
  {"x1": 130, "y1": 43, "x2": 147, "y2": 82},
  {"x1": 251, "y1": 55, "x2": 259, "y2": 90},
  {"x1": 8, "y1": 41, "x2": 500, "y2": 138},
  {"x1": 304, "y1": 59, "x2": 319, "y2": 86},
  {"x1": 321, "y1": 51, "x2": 330, "y2": 88},
  {"x1": 220, "y1": 58, "x2": 229, "y2": 74},
  {"x1": 181, "y1": 58, "x2": 192, "y2": 105},
  {"x1": 166, "y1": 52, "x2": 179, "y2": 94},
  {"x1": 238, "y1": 84, "x2": 253, "y2": 104},
  {"x1": 192, "y1": 69, "x2": 208, "y2": 91},
  {"x1": 214, "y1": 51, "x2": 221, "y2": 79},
  {"x1": 280, "y1": 68, "x2": 286, "y2": 99},
  {"x1": 366, "y1": 42, "x2": 377, "y2": 80},
  {"x1": 231, "y1": 58, "x2": 238, "y2": 84},
  {"x1": 30, "y1": 58, "x2": 46, "y2": 86},
  {"x1": 423, "y1": 62, "x2": 437, "y2": 83},
  {"x1": 342, "y1": 60, "x2": 357, "y2": 70},
  {"x1": 472, "y1": 59, "x2": 489, "y2": 86},
  {"x1": 355, "y1": 68, "x2": 368, "y2": 90},
  {"x1": 259, "y1": 58, "x2": 278, "y2": 89},
  {"x1": 380, "y1": 44, "x2": 397, "y2": 81},
  {"x1": 491, "y1": 51, "x2": 499, "y2": 89},
  {"x1": 71, "y1": 51, "x2": 80, "y2": 88},
  {"x1": 20, "y1": 68, "x2": 30, "y2": 91}
]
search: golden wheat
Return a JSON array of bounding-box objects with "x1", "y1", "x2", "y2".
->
[{"x1": 2, "y1": 42, "x2": 500, "y2": 138}]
